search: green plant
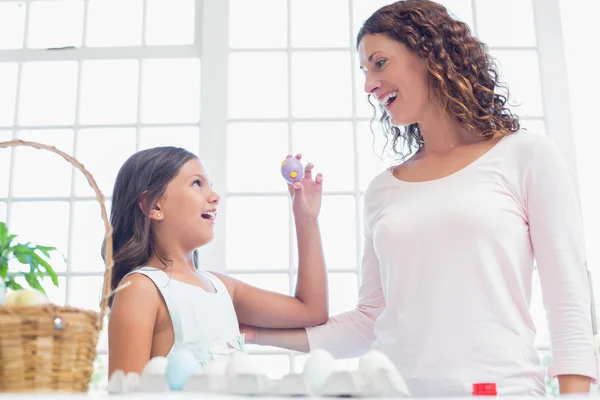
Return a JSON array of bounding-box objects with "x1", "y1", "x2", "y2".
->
[{"x1": 0, "y1": 221, "x2": 60, "y2": 294}]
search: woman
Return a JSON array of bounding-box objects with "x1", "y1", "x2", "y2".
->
[{"x1": 241, "y1": 0, "x2": 597, "y2": 396}]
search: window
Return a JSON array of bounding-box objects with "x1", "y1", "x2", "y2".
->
[
  {"x1": 0, "y1": 0, "x2": 592, "y2": 392},
  {"x1": 0, "y1": 0, "x2": 200, "y2": 390}
]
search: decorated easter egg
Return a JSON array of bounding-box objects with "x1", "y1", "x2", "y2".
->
[
  {"x1": 165, "y1": 348, "x2": 202, "y2": 391},
  {"x1": 281, "y1": 157, "x2": 304, "y2": 184}
]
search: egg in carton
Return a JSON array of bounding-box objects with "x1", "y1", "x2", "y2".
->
[
  {"x1": 356, "y1": 350, "x2": 410, "y2": 398},
  {"x1": 107, "y1": 370, "x2": 141, "y2": 394},
  {"x1": 224, "y1": 352, "x2": 276, "y2": 396},
  {"x1": 184, "y1": 358, "x2": 229, "y2": 393},
  {"x1": 360, "y1": 369, "x2": 410, "y2": 398},
  {"x1": 301, "y1": 349, "x2": 337, "y2": 395},
  {"x1": 138, "y1": 356, "x2": 170, "y2": 392},
  {"x1": 272, "y1": 373, "x2": 311, "y2": 397},
  {"x1": 318, "y1": 370, "x2": 364, "y2": 398}
]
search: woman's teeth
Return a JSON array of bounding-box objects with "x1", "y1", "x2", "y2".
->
[
  {"x1": 201, "y1": 211, "x2": 216, "y2": 220},
  {"x1": 380, "y1": 91, "x2": 398, "y2": 108}
]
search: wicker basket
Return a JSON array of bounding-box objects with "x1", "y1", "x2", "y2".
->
[{"x1": 0, "y1": 139, "x2": 113, "y2": 393}]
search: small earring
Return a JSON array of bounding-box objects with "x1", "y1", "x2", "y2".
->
[{"x1": 156, "y1": 213, "x2": 161, "y2": 217}]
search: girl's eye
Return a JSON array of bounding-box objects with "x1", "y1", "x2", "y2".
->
[
  {"x1": 376, "y1": 59, "x2": 387, "y2": 68},
  {"x1": 193, "y1": 179, "x2": 201, "y2": 187}
]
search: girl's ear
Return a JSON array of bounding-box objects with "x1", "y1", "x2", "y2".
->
[{"x1": 139, "y1": 191, "x2": 164, "y2": 221}]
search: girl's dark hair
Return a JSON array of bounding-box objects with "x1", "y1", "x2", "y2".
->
[
  {"x1": 357, "y1": 0, "x2": 519, "y2": 159},
  {"x1": 103, "y1": 146, "x2": 198, "y2": 305}
]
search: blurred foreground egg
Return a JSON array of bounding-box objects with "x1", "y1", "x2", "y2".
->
[
  {"x1": 302, "y1": 349, "x2": 336, "y2": 393},
  {"x1": 165, "y1": 348, "x2": 202, "y2": 391}
]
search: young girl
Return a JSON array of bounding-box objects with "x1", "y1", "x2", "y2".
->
[{"x1": 106, "y1": 146, "x2": 327, "y2": 376}]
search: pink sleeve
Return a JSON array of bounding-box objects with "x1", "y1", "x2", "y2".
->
[
  {"x1": 525, "y1": 136, "x2": 598, "y2": 381},
  {"x1": 306, "y1": 232, "x2": 386, "y2": 358}
]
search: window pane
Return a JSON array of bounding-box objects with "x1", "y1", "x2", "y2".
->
[
  {"x1": 292, "y1": 122, "x2": 355, "y2": 192},
  {"x1": 145, "y1": 0, "x2": 195, "y2": 46},
  {"x1": 74, "y1": 128, "x2": 137, "y2": 197},
  {"x1": 357, "y1": 121, "x2": 396, "y2": 191},
  {"x1": 69, "y1": 276, "x2": 104, "y2": 312},
  {"x1": 352, "y1": 0, "x2": 393, "y2": 40},
  {"x1": 86, "y1": 0, "x2": 143, "y2": 47},
  {"x1": 434, "y1": 0, "x2": 474, "y2": 32},
  {"x1": 291, "y1": 271, "x2": 358, "y2": 316},
  {"x1": 249, "y1": 355, "x2": 290, "y2": 380},
  {"x1": 319, "y1": 195, "x2": 357, "y2": 269},
  {"x1": 27, "y1": 0, "x2": 84, "y2": 49},
  {"x1": 79, "y1": 60, "x2": 139, "y2": 125},
  {"x1": 0, "y1": 202, "x2": 6, "y2": 222},
  {"x1": 291, "y1": 0, "x2": 350, "y2": 48},
  {"x1": 10, "y1": 201, "x2": 70, "y2": 272},
  {"x1": 13, "y1": 275, "x2": 66, "y2": 306},
  {"x1": 0, "y1": 131, "x2": 12, "y2": 197},
  {"x1": 475, "y1": 0, "x2": 536, "y2": 47},
  {"x1": 13, "y1": 130, "x2": 74, "y2": 197},
  {"x1": 227, "y1": 122, "x2": 289, "y2": 193},
  {"x1": 0, "y1": 63, "x2": 19, "y2": 126},
  {"x1": 141, "y1": 58, "x2": 200, "y2": 123},
  {"x1": 229, "y1": 273, "x2": 290, "y2": 295},
  {"x1": 71, "y1": 200, "x2": 112, "y2": 272},
  {"x1": 229, "y1": 0, "x2": 287, "y2": 49},
  {"x1": 492, "y1": 50, "x2": 543, "y2": 118},
  {"x1": 226, "y1": 196, "x2": 289, "y2": 271},
  {"x1": 228, "y1": 52, "x2": 288, "y2": 119},
  {"x1": 0, "y1": 2, "x2": 26, "y2": 49},
  {"x1": 291, "y1": 51, "x2": 352, "y2": 118},
  {"x1": 329, "y1": 272, "x2": 358, "y2": 316},
  {"x1": 19, "y1": 61, "x2": 78, "y2": 126},
  {"x1": 139, "y1": 127, "x2": 200, "y2": 156},
  {"x1": 520, "y1": 119, "x2": 546, "y2": 136}
]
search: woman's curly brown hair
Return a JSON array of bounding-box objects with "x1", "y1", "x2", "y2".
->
[{"x1": 357, "y1": 0, "x2": 520, "y2": 159}]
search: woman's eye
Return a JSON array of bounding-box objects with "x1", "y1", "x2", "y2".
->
[
  {"x1": 193, "y1": 179, "x2": 201, "y2": 187},
  {"x1": 376, "y1": 59, "x2": 386, "y2": 68}
]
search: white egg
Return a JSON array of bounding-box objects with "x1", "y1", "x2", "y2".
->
[
  {"x1": 125, "y1": 372, "x2": 141, "y2": 392},
  {"x1": 301, "y1": 349, "x2": 336, "y2": 393},
  {"x1": 358, "y1": 349, "x2": 397, "y2": 383},
  {"x1": 203, "y1": 358, "x2": 228, "y2": 375},
  {"x1": 107, "y1": 369, "x2": 127, "y2": 394},
  {"x1": 226, "y1": 352, "x2": 262, "y2": 377},
  {"x1": 142, "y1": 356, "x2": 168, "y2": 376}
]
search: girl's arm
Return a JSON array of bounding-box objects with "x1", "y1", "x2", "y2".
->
[
  {"x1": 108, "y1": 274, "x2": 160, "y2": 377},
  {"x1": 215, "y1": 217, "x2": 328, "y2": 328},
  {"x1": 214, "y1": 158, "x2": 328, "y2": 328},
  {"x1": 238, "y1": 230, "x2": 385, "y2": 358}
]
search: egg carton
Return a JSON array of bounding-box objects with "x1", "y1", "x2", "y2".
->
[
  {"x1": 109, "y1": 371, "x2": 409, "y2": 397},
  {"x1": 107, "y1": 349, "x2": 411, "y2": 397}
]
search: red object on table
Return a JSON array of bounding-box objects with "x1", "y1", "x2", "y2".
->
[{"x1": 472, "y1": 382, "x2": 497, "y2": 396}]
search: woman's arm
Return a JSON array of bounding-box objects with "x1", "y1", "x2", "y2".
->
[
  {"x1": 526, "y1": 136, "x2": 598, "y2": 393},
  {"x1": 108, "y1": 274, "x2": 160, "y2": 377}
]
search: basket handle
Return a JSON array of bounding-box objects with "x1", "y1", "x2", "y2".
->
[{"x1": 0, "y1": 139, "x2": 113, "y2": 318}]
